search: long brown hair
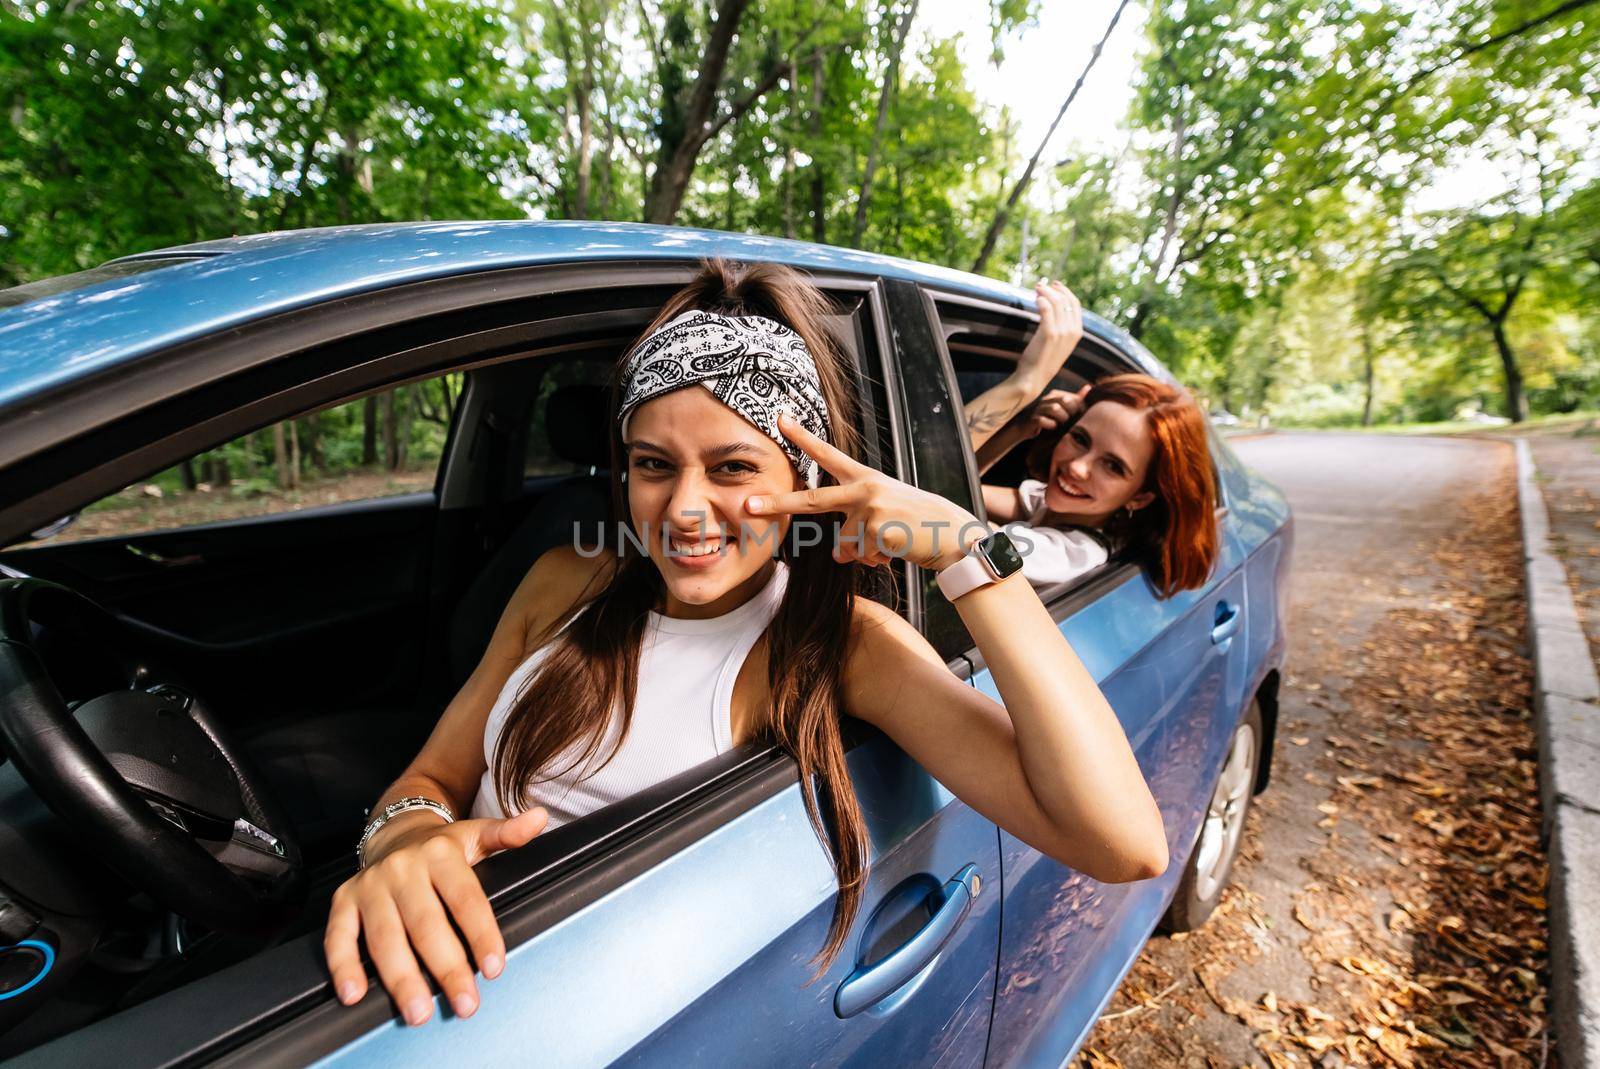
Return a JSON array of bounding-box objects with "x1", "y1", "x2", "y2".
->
[
  {"x1": 1026, "y1": 373, "x2": 1219, "y2": 597},
  {"x1": 492, "y1": 259, "x2": 871, "y2": 974}
]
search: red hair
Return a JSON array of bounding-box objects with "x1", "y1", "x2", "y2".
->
[{"x1": 1026, "y1": 373, "x2": 1219, "y2": 598}]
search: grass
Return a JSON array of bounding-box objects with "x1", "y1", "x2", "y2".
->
[{"x1": 1275, "y1": 409, "x2": 1600, "y2": 438}]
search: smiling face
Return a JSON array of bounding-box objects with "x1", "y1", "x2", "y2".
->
[
  {"x1": 623, "y1": 385, "x2": 802, "y2": 618},
  {"x1": 1042, "y1": 400, "x2": 1157, "y2": 525}
]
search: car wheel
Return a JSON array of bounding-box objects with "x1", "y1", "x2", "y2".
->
[{"x1": 1161, "y1": 698, "x2": 1262, "y2": 932}]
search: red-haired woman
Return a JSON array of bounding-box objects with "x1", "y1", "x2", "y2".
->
[
  {"x1": 974, "y1": 372, "x2": 1220, "y2": 597},
  {"x1": 960, "y1": 283, "x2": 1219, "y2": 596}
]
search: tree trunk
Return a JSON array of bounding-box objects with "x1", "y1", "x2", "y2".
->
[
  {"x1": 381, "y1": 392, "x2": 400, "y2": 470},
  {"x1": 239, "y1": 431, "x2": 259, "y2": 477},
  {"x1": 1127, "y1": 302, "x2": 1151, "y2": 341},
  {"x1": 1129, "y1": 108, "x2": 1188, "y2": 339},
  {"x1": 180, "y1": 458, "x2": 198, "y2": 492},
  {"x1": 300, "y1": 412, "x2": 323, "y2": 470},
  {"x1": 363, "y1": 395, "x2": 378, "y2": 465},
  {"x1": 336, "y1": 126, "x2": 362, "y2": 225},
  {"x1": 574, "y1": 42, "x2": 594, "y2": 217},
  {"x1": 808, "y1": 51, "x2": 826, "y2": 243},
  {"x1": 1490, "y1": 319, "x2": 1528, "y2": 422},
  {"x1": 574, "y1": 102, "x2": 593, "y2": 218},
  {"x1": 851, "y1": 0, "x2": 918, "y2": 247},
  {"x1": 1360, "y1": 328, "x2": 1376, "y2": 427},
  {"x1": 206, "y1": 455, "x2": 231, "y2": 488},
  {"x1": 782, "y1": 62, "x2": 797, "y2": 239},
  {"x1": 597, "y1": 120, "x2": 615, "y2": 219},
  {"x1": 642, "y1": 0, "x2": 753, "y2": 224},
  {"x1": 970, "y1": 0, "x2": 1132, "y2": 274},
  {"x1": 273, "y1": 423, "x2": 291, "y2": 491},
  {"x1": 287, "y1": 419, "x2": 301, "y2": 489}
]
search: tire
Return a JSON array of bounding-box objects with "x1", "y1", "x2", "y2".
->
[{"x1": 1161, "y1": 698, "x2": 1263, "y2": 933}]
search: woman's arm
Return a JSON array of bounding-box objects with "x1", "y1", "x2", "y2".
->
[
  {"x1": 324, "y1": 545, "x2": 611, "y2": 1027},
  {"x1": 974, "y1": 419, "x2": 1034, "y2": 476},
  {"x1": 975, "y1": 386, "x2": 1091, "y2": 476},
  {"x1": 750, "y1": 415, "x2": 1167, "y2": 882},
  {"x1": 982, "y1": 483, "x2": 1024, "y2": 524},
  {"x1": 845, "y1": 586, "x2": 1166, "y2": 882},
  {"x1": 962, "y1": 281, "x2": 1082, "y2": 454},
  {"x1": 359, "y1": 545, "x2": 612, "y2": 858}
]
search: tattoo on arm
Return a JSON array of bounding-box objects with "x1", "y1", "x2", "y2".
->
[{"x1": 965, "y1": 398, "x2": 1016, "y2": 436}]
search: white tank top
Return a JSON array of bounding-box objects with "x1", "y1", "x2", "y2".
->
[{"x1": 468, "y1": 561, "x2": 789, "y2": 829}]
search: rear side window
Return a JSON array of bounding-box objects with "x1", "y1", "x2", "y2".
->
[{"x1": 935, "y1": 298, "x2": 1139, "y2": 492}]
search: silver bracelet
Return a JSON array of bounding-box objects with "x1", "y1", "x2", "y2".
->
[{"x1": 357, "y1": 796, "x2": 455, "y2": 870}]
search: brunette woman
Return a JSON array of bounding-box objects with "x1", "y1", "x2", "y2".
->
[{"x1": 323, "y1": 260, "x2": 1167, "y2": 1027}]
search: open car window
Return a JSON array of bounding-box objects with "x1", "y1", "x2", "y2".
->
[{"x1": 927, "y1": 294, "x2": 1147, "y2": 601}]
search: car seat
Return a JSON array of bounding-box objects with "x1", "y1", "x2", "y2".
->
[{"x1": 242, "y1": 384, "x2": 615, "y2": 872}]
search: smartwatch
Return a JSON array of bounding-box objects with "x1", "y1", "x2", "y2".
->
[{"x1": 936, "y1": 530, "x2": 1024, "y2": 602}]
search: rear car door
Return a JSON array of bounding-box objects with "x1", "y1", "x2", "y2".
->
[{"x1": 911, "y1": 285, "x2": 1254, "y2": 1067}]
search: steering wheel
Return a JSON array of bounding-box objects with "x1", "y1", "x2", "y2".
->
[{"x1": 0, "y1": 578, "x2": 304, "y2": 934}]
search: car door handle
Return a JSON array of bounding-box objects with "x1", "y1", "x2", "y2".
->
[
  {"x1": 125, "y1": 544, "x2": 204, "y2": 569},
  {"x1": 1211, "y1": 601, "x2": 1242, "y2": 646},
  {"x1": 834, "y1": 863, "x2": 979, "y2": 1019}
]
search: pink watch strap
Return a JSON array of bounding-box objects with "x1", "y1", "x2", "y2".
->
[{"x1": 935, "y1": 551, "x2": 996, "y2": 602}]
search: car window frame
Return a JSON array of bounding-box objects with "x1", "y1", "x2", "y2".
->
[{"x1": 1, "y1": 262, "x2": 918, "y2": 1067}]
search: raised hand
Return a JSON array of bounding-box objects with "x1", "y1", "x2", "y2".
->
[
  {"x1": 324, "y1": 805, "x2": 549, "y2": 1026},
  {"x1": 745, "y1": 413, "x2": 987, "y2": 572},
  {"x1": 1014, "y1": 280, "x2": 1084, "y2": 392},
  {"x1": 1021, "y1": 384, "x2": 1091, "y2": 439}
]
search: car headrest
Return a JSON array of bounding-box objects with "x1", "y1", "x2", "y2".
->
[{"x1": 545, "y1": 384, "x2": 611, "y2": 468}]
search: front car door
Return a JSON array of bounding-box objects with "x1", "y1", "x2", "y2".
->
[{"x1": 4, "y1": 261, "x2": 1002, "y2": 1068}]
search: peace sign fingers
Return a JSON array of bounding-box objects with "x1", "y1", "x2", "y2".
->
[{"x1": 746, "y1": 482, "x2": 861, "y2": 517}]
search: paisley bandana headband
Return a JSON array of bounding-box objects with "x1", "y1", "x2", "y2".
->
[{"x1": 618, "y1": 309, "x2": 835, "y2": 489}]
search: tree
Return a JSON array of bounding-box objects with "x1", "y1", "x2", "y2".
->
[
  {"x1": 639, "y1": 0, "x2": 840, "y2": 224},
  {"x1": 850, "y1": 0, "x2": 919, "y2": 246},
  {"x1": 1120, "y1": 0, "x2": 1348, "y2": 348},
  {"x1": 1373, "y1": 113, "x2": 1570, "y2": 421},
  {"x1": 969, "y1": 0, "x2": 1132, "y2": 274}
]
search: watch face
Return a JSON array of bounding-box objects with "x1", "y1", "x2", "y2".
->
[{"x1": 978, "y1": 531, "x2": 1024, "y2": 579}]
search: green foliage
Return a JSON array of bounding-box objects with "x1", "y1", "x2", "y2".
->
[{"x1": 1, "y1": 0, "x2": 1595, "y2": 428}]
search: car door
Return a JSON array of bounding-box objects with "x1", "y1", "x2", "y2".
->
[
  {"x1": 217, "y1": 277, "x2": 1002, "y2": 1068},
  {"x1": 906, "y1": 285, "x2": 1255, "y2": 1067},
  {"x1": 7, "y1": 733, "x2": 1004, "y2": 1069},
  {"x1": 0, "y1": 381, "x2": 451, "y2": 728},
  {"x1": 0, "y1": 263, "x2": 1002, "y2": 1069},
  {"x1": 980, "y1": 561, "x2": 1245, "y2": 1067}
]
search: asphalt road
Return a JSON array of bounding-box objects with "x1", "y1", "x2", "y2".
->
[{"x1": 1077, "y1": 431, "x2": 1542, "y2": 1068}]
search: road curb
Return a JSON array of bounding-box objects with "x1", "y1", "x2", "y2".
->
[{"x1": 1516, "y1": 438, "x2": 1600, "y2": 1069}]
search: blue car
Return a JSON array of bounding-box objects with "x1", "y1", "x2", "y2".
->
[{"x1": 0, "y1": 222, "x2": 1292, "y2": 1067}]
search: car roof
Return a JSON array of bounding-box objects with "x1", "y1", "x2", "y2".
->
[{"x1": 0, "y1": 220, "x2": 1161, "y2": 412}]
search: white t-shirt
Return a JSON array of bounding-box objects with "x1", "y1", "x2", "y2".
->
[
  {"x1": 1009, "y1": 479, "x2": 1110, "y2": 589},
  {"x1": 469, "y1": 562, "x2": 788, "y2": 829}
]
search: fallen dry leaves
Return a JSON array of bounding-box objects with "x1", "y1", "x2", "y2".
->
[{"x1": 1075, "y1": 468, "x2": 1553, "y2": 1067}]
